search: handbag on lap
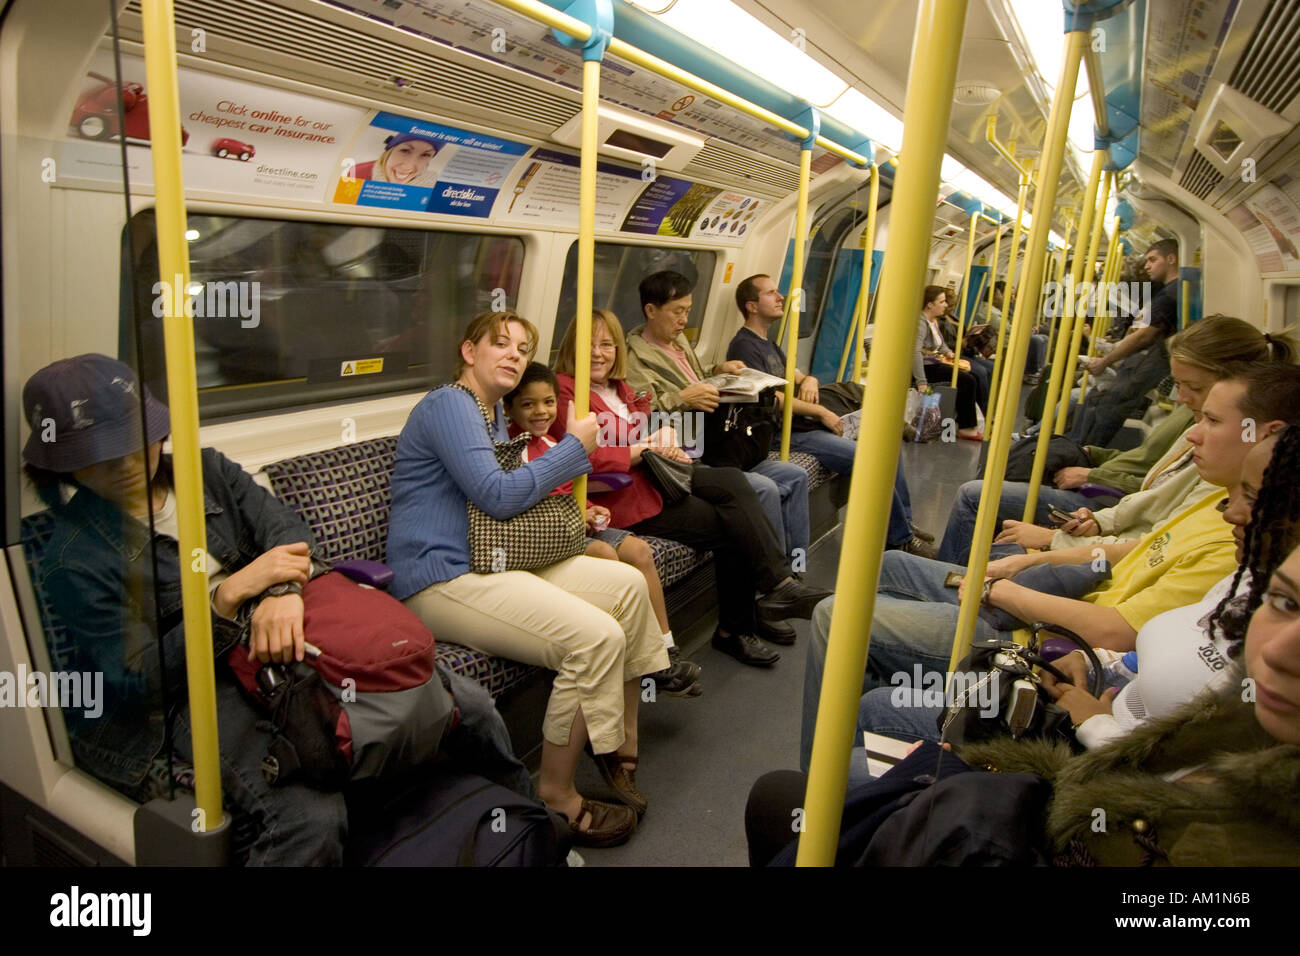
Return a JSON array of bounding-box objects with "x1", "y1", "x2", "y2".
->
[
  {"x1": 448, "y1": 383, "x2": 587, "y2": 573},
  {"x1": 639, "y1": 449, "x2": 693, "y2": 503}
]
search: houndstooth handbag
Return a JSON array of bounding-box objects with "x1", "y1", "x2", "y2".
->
[{"x1": 447, "y1": 384, "x2": 587, "y2": 573}]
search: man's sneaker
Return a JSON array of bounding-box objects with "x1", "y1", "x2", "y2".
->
[
  {"x1": 909, "y1": 522, "x2": 935, "y2": 543},
  {"x1": 649, "y1": 647, "x2": 702, "y2": 697},
  {"x1": 896, "y1": 535, "x2": 939, "y2": 560}
]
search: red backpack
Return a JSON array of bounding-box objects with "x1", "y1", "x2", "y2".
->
[{"x1": 229, "y1": 571, "x2": 458, "y2": 788}]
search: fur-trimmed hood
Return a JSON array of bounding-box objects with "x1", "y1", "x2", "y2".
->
[{"x1": 961, "y1": 684, "x2": 1300, "y2": 865}]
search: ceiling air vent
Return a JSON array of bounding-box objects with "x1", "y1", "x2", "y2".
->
[
  {"x1": 1180, "y1": 152, "x2": 1224, "y2": 200},
  {"x1": 121, "y1": 0, "x2": 582, "y2": 134},
  {"x1": 1191, "y1": 82, "x2": 1289, "y2": 177},
  {"x1": 684, "y1": 143, "x2": 799, "y2": 196},
  {"x1": 1228, "y1": 0, "x2": 1300, "y2": 114}
]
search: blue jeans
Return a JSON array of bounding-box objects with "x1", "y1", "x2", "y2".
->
[
  {"x1": 788, "y1": 431, "x2": 914, "y2": 547},
  {"x1": 746, "y1": 458, "x2": 810, "y2": 568},
  {"x1": 936, "y1": 479, "x2": 1091, "y2": 565},
  {"x1": 799, "y1": 552, "x2": 1005, "y2": 770},
  {"x1": 439, "y1": 667, "x2": 537, "y2": 801}
]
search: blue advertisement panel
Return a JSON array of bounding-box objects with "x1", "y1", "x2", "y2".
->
[{"x1": 334, "y1": 111, "x2": 529, "y2": 217}]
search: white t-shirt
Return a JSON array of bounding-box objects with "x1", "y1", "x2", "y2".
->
[
  {"x1": 1076, "y1": 572, "x2": 1242, "y2": 749},
  {"x1": 142, "y1": 490, "x2": 232, "y2": 618}
]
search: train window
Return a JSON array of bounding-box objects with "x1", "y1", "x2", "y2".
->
[
  {"x1": 551, "y1": 241, "x2": 717, "y2": 357},
  {"x1": 123, "y1": 210, "x2": 523, "y2": 419},
  {"x1": 801, "y1": 206, "x2": 863, "y2": 341}
]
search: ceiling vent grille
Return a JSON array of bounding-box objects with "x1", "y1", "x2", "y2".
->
[
  {"x1": 121, "y1": 0, "x2": 582, "y2": 132},
  {"x1": 1180, "y1": 151, "x2": 1225, "y2": 200},
  {"x1": 1228, "y1": 0, "x2": 1300, "y2": 114},
  {"x1": 684, "y1": 143, "x2": 799, "y2": 195}
]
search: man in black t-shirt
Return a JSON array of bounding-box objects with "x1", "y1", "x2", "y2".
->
[
  {"x1": 727, "y1": 273, "x2": 936, "y2": 557},
  {"x1": 1068, "y1": 240, "x2": 1180, "y2": 446}
]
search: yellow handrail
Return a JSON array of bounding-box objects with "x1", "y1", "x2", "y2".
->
[
  {"x1": 140, "y1": 0, "x2": 223, "y2": 829},
  {"x1": 1044, "y1": 210, "x2": 1077, "y2": 357},
  {"x1": 835, "y1": 166, "x2": 881, "y2": 383},
  {"x1": 945, "y1": 207, "x2": 980, "y2": 388},
  {"x1": 1021, "y1": 148, "x2": 1106, "y2": 524},
  {"x1": 489, "y1": 0, "x2": 871, "y2": 167},
  {"x1": 798, "y1": 0, "x2": 970, "y2": 867},
  {"x1": 984, "y1": 155, "x2": 1033, "y2": 437},
  {"x1": 947, "y1": 27, "x2": 1087, "y2": 673},
  {"x1": 978, "y1": 216, "x2": 1004, "y2": 438},
  {"x1": 779, "y1": 146, "x2": 814, "y2": 460},
  {"x1": 571, "y1": 56, "x2": 602, "y2": 512},
  {"x1": 1077, "y1": 215, "x2": 1122, "y2": 402},
  {"x1": 1053, "y1": 167, "x2": 1113, "y2": 435}
]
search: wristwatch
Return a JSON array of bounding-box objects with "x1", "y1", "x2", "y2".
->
[{"x1": 262, "y1": 581, "x2": 302, "y2": 598}]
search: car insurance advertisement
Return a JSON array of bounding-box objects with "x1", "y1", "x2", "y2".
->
[{"x1": 60, "y1": 49, "x2": 369, "y2": 199}]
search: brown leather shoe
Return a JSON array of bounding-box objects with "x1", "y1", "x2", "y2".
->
[
  {"x1": 567, "y1": 798, "x2": 637, "y2": 848},
  {"x1": 592, "y1": 752, "x2": 648, "y2": 816}
]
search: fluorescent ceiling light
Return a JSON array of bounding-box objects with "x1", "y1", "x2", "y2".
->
[
  {"x1": 824, "y1": 88, "x2": 903, "y2": 153},
  {"x1": 630, "y1": 0, "x2": 846, "y2": 105},
  {"x1": 1007, "y1": 0, "x2": 1094, "y2": 168}
]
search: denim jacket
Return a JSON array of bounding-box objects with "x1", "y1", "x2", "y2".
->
[{"x1": 38, "y1": 447, "x2": 315, "y2": 790}]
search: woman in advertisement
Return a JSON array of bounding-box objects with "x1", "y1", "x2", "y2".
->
[{"x1": 350, "y1": 131, "x2": 440, "y2": 187}]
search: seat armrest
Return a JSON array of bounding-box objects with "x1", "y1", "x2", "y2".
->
[
  {"x1": 588, "y1": 472, "x2": 633, "y2": 494},
  {"x1": 333, "y1": 559, "x2": 395, "y2": 589},
  {"x1": 1078, "y1": 483, "x2": 1125, "y2": 501}
]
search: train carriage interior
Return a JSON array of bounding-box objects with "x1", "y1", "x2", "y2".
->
[{"x1": 2, "y1": 0, "x2": 1299, "y2": 869}]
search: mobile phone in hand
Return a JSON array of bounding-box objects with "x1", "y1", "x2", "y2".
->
[{"x1": 1048, "y1": 508, "x2": 1075, "y2": 525}]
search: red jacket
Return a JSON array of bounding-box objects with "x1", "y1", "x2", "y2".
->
[
  {"x1": 553, "y1": 374, "x2": 664, "y2": 528},
  {"x1": 504, "y1": 427, "x2": 574, "y2": 496}
]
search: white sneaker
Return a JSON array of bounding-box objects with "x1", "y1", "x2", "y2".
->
[{"x1": 566, "y1": 849, "x2": 586, "y2": 867}]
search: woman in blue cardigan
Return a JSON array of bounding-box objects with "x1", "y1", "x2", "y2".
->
[{"x1": 388, "y1": 311, "x2": 684, "y2": 848}]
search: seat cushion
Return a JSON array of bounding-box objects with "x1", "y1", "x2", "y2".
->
[
  {"x1": 767, "y1": 449, "x2": 835, "y2": 491},
  {"x1": 262, "y1": 437, "x2": 398, "y2": 563}
]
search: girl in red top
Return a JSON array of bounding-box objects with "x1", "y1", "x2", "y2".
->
[{"x1": 506, "y1": 362, "x2": 701, "y2": 698}]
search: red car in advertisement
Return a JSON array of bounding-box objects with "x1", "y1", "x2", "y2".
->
[
  {"x1": 70, "y1": 72, "x2": 190, "y2": 146},
  {"x1": 212, "y1": 138, "x2": 255, "y2": 161}
]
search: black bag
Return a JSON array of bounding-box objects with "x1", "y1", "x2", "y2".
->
[
  {"x1": 700, "y1": 400, "x2": 776, "y2": 471},
  {"x1": 769, "y1": 742, "x2": 1050, "y2": 866},
  {"x1": 640, "y1": 449, "x2": 693, "y2": 503},
  {"x1": 791, "y1": 380, "x2": 865, "y2": 432},
  {"x1": 346, "y1": 764, "x2": 570, "y2": 866},
  {"x1": 938, "y1": 624, "x2": 1105, "y2": 750},
  {"x1": 1003, "y1": 433, "x2": 1092, "y2": 483},
  {"x1": 247, "y1": 660, "x2": 351, "y2": 790}
]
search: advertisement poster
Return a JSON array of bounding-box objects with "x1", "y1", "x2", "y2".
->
[
  {"x1": 60, "y1": 49, "x2": 368, "y2": 198},
  {"x1": 1225, "y1": 203, "x2": 1285, "y2": 273},
  {"x1": 689, "y1": 192, "x2": 763, "y2": 241},
  {"x1": 622, "y1": 178, "x2": 719, "y2": 237},
  {"x1": 1244, "y1": 184, "x2": 1300, "y2": 271},
  {"x1": 332, "y1": 111, "x2": 530, "y2": 216},
  {"x1": 496, "y1": 147, "x2": 647, "y2": 229}
]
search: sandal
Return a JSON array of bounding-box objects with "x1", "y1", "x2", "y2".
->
[
  {"x1": 591, "y1": 751, "x2": 648, "y2": 817},
  {"x1": 566, "y1": 798, "x2": 637, "y2": 849}
]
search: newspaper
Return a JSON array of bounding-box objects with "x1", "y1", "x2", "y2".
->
[{"x1": 700, "y1": 367, "x2": 787, "y2": 402}]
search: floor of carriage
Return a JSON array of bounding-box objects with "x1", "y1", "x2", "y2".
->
[{"x1": 574, "y1": 434, "x2": 985, "y2": 867}]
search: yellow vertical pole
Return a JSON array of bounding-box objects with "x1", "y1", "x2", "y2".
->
[
  {"x1": 985, "y1": 162, "x2": 1032, "y2": 432},
  {"x1": 780, "y1": 145, "x2": 814, "y2": 460},
  {"x1": 980, "y1": 217, "x2": 1008, "y2": 440},
  {"x1": 1052, "y1": 168, "x2": 1112, "y2": 434},
  {"x1": 1045, "y1": 212, "x2": 1076, "y2": 357},
  {"x1": 1077, "y1": 215, "x2": 1121, "y2": 402},
  {"x1": 1019, "y1": 147, "x2": 1105, "y2": 523},
  {"x1": 947, "y1": 27, "x2": 1087, "y2": 674},
  {"x1": 1181, "y1": 277, "x2": 1191, "y2": 329},
  {"x1": 140, "y1": 0, "x2": 222, "y2": 828},
  {"x1": 571, "y1": 56, "x2": 601, "y2": 512},
  {"x1": 962, "y1": 219, "x2": 1000, "y2": 391},
  {"x1": 835, "y1": 166, "x2": 879, "y2": 383},
  {"x1": 851, "y1": 164, "x2": 881, "y2": 384},
  {"x1": 798, "y1": 0, "x2": 969, "y2": 867},
  {"x1": 946, "y1": 208, "x2": 981, "y2": 386}
]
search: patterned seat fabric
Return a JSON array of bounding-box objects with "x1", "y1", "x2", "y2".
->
[
  {"x1": 263, "y1": 437, "x2": 540, "y2": 699},
  {"x1": 767, "y1": 449, "x2": 835, "y2": 491}
]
